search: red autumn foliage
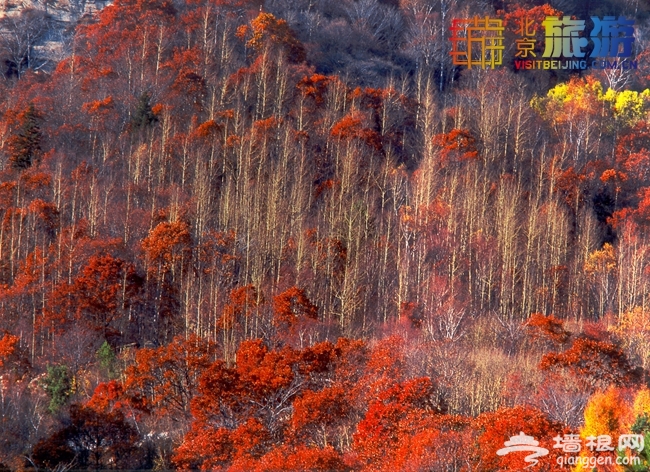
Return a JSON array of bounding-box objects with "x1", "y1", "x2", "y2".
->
[
  {"x1": 525, "y1": 313, "x2": 571, "y2": 347},
  {"x1": 352, "y1": 377, "x2": 442, "y2": 469},
  {"x1": 330, "y1": 110, "x2": 382, "y2": 151},
  {"x1": 500, "y1": 4, "x2": 563, "y2": 34},
  {"x1": 244, "y1": 12, "x2": 306, "y2": 63},
  {"x1": 71, "y1": 254, "x2": 140, "y2": 336},
  {"x1": 432, "y1": 128, "x2": 479, "y2": 161},
  {"x1": 1, "y1": 0, "x2": 650, "y2": 467},
  {"x1": 86, "y1": 380, "x2": 126, "y2": 414},
  {"x1": 272, "y1": 286, "x2": 318, "y2": 328},
  {"x1": 142, "y1": 221, "x2": 192, "y2": 273},
  {"x1": 0, "y1": 332, "x2": 29, "y2": 375},
  {"x1": 540, "y1": 337, "x2": 639, "y2": 389},
  {"x1": 476, "y1": 405, "x2": 565, "y2": 471},
  {"x1": 124, "y1": 334, "x2": 217, "y2": 418},
  {"x1": 297, "y1": 74, "x2": 331, "y2": 105}
]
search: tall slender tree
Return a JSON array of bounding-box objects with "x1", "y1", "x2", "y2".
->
[{"x1": 8, "y1": 103, "x2": 43, "y2": 170}]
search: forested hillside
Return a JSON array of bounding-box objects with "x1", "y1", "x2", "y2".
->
[{"x1": 1, "y1": 0, "x2": 650, "y2": 470}]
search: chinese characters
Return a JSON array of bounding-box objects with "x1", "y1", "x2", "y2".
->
[
  {"x1": 450, "y1": 14, "x2": 637, "y2": 69},
  {"x1": 553, "y1": 433, "x2": 643, "y2": 452},
  {"x1": 496, "y1": 432, "x2": 645, "y2": 469},
  {"x1": 450, "y1": 17, "x2": 505, "y2": 69}
]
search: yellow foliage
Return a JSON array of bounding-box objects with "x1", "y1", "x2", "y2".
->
[
  {"x1": 614, "y1": 306, "x2": 650, "y2": 335},
  {"x1": 608, "y1": 89, "x2": 650, "y2": 125},
  {"x1": 546, "y1": 77, "x2": 604, "y2": 104},
  {"x1": 576, "y1": 388, "x2": 636, "y2": 472},
  {"x1": 534, "y1": 77, "x2": 650, "y2": 127},
  {"x1": 584, "y1": 243, "x2": 617, "y2": 277},
  {"x1": 611, "y1": 307, "x2": 650, "y2": 368},
  {"x1": 633, "y1": 388, "x2": 650, "y2": 419},
  {"x1": 533, "y1": 77, "x2": 605, "y2": 127},
  {"x1": 602, "y1": 87, "x2": 618, "y2": 102},
  {"x1": 582, "y1": 387, "x2": 631, "y2": 439}
]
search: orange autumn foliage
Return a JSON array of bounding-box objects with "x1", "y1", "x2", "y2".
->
[
  {"x1": 124, "y1": 334, "x2": 217, "y2": 418},
  {"x1": 525, "y1": 313, "x2": 571, "y2": 347},
  {"x1": 244, "y1": 12, "x2": 305, "y2": 63},
  {"x1": 330, "y1": 110, "x2": 382, "y2": 151},
  {"x1": 272, "y1": 286, "x2": 318, "y2": 328},
  {"x1": 540, "y1": 337, "x2": 639, "y2": 389},
  {"x1": 432, "y1": 128, "x2": 479, "y2": 161},
  {"x1": 476, "y1": 405, "x2": 565, "y2": 471}
]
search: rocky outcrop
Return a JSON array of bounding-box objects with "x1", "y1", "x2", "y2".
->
[
  {"x1": 0, "y1": 0, "x2": 110, "y2": 21},
  {"x1": 0, "y1": 0, "x2": 110, "y2": 76}
]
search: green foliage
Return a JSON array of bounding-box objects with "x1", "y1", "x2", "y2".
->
[
  {"x1": 97, "y1": 341, "x2": 117, "y2": 379},
  {"x1": 8, "y1": 103, "x2": 42, "y2": 170},
  {"x1": 131, "y1": 92, "x2": 158, "y2": 131},
  {"x1": 42, "y1": 365, "x2": 73, "y2": 414},
  {"x1": 632, "y1": 413, "x2": 650, "y2": 435},
  {"x1": 619, "y1": 414, "x2": 650, "y2": 471}
]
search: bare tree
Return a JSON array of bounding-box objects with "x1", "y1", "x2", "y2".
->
[{"x1": 0, "y1": 8, "x2": 52, "y2": 78}]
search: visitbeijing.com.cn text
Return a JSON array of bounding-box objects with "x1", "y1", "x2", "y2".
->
[{"x1": 556, "y1": 454, "x2": 641, "y2": 468}]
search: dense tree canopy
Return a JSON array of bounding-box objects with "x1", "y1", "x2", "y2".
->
[{"x1": 0, "y1": 0, "x2": 648, "y2": 469}]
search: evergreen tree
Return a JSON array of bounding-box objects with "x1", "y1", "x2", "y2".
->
[
  {"x1": 96, "y1": 341, "x2": 117, "y2": 379},
  {"x1": 42, "y1": 365, "x2": 73, "y2": 414},
  {"x1": 620, "y1": 414, "x2": 650, "y2": 471},
  {"x1": 8, "y1": 103, "x2": 42, "y2": 170},
  {"x1": 131, "y1": 92, "x2": 158, "y2": 131}
]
